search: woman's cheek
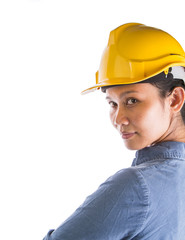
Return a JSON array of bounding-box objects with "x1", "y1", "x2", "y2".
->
[
  {"x1": 132, "y1": 108, "x2": 153, "y2": 131},
  {"x1": 110, "y1": 111, "x2": 116, "y2": 127}
]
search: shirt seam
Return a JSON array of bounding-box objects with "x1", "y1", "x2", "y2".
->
[{"x1": 133, "y1": 168, "x2": 150, "y2": 236}]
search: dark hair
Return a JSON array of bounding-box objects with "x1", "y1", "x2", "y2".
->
[{"x1": 101, "y1": 70, "x2": 185, "y2": 124}]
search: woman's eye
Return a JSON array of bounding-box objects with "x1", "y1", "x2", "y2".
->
[
  {"x1": 109, "y1": 101, "x2": 117, "y2": 108},
  {"x1": 126, "y1": 98, "x2": 138, "y2": 105}
]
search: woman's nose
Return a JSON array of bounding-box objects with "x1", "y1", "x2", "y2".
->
[{"x1": 113, "y1": 107, "x2": 129, "y2": 128}]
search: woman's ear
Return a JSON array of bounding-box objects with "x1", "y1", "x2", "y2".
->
[{"x1": 169, "y1": 87, "x2": 185, "y2": 112}]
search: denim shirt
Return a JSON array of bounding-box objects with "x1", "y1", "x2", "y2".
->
[{"x1": 43, "y1": 141, "x2": 185, "y2": 240}]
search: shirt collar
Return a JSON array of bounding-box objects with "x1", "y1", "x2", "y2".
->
[{"x1": 132, "y1": 141, "x2": 185, "y2": 166}]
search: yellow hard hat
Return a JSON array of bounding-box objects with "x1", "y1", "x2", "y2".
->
[{"x1": 81, "y1": 23, "x2": 185, "y2": 94}]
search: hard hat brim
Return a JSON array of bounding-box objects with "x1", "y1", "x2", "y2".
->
[{"x1": 81, "y1": 62, "x2": 185, "y2": 95}]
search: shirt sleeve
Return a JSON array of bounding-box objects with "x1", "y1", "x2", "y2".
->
[{"x1": 42, "y1": 167, "x2": 149, "y2": 240}]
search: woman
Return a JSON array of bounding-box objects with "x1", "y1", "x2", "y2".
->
[{"x1": 43, "y1": 23, "x2": 185, "y2": 239}]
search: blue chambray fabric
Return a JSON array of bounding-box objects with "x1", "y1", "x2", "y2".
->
[{"x1": 43, "y1": 141, "x2": 185, "y2": 240}]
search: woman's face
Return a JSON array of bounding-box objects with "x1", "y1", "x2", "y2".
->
[{"x1": 106, "y1": 83, "x2": 172, "y2": 150}]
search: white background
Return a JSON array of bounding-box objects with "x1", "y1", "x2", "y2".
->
[{"x1": 0, "y1": 1, "x2": 185, "y2": 239}]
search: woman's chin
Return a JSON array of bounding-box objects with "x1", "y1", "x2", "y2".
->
[{"x1": 123, "y1": 139, "x2": 148, "y2": 151}]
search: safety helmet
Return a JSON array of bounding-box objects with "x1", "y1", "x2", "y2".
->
[{"x1": 81, "y1": 23, "x2": 185, "y2": 94}]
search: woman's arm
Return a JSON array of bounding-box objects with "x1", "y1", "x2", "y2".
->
[{"x1": 42, "y1": 168, "x2": 149, "y2": 240}]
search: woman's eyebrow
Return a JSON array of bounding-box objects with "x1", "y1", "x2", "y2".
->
[
  {"x1": 105, "y1": 96, "x2": 111, "y2": 100},
  {"x1": 106, "y1": 91, "x2": 138, "y2": 100}
]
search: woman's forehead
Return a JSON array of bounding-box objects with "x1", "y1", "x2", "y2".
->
[{"x1": 105, "y1": 83, "x2": 157, "y2": 98}]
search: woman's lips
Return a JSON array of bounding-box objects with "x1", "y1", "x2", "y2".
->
[{"x1": 121, "y1": 132, "x2": 136, "y2": 139}]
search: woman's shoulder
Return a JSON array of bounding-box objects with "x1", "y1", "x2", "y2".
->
[{"x1": 101, "y1": 166, "x2": 150, "y2": 204}]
